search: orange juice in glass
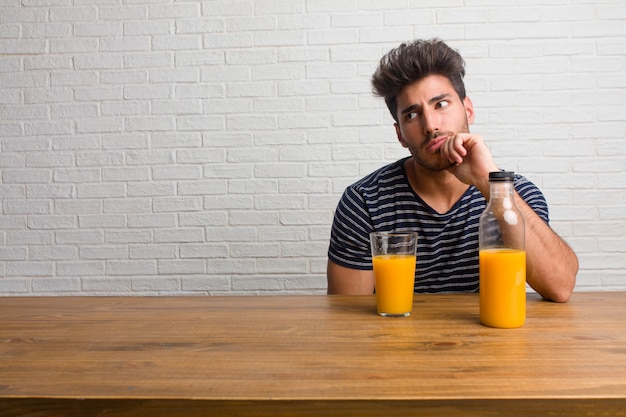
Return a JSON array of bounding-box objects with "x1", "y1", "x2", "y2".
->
[
  {"x1": 370, "y1": 232, "x2": 418, "y2": 317},
  {"x1": 479, "y1": 248, "x2": 526, "y2": 328}
]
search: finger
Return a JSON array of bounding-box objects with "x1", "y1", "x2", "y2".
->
[
  {"x1": 453, "y1": 135, "x2": 469, "y2": 158},
  {"x1": 444, "y1": 134, "x2": 466, "y2": 165},
  {"x1": 439, "y1": 138, "x2": 455, "y2": 163}
]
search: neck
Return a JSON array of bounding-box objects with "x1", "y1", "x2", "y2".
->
[{"x1": 404, "y1": 158, "x2": 469, "y2": 214}]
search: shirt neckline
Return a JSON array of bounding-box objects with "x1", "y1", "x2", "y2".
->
[{"x1": 398, "y1": 157, "x2": 476, "y2": 216}]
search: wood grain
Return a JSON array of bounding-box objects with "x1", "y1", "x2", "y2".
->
[{"x1": 1, "y1": 292, "x2": 625, "y2": 416}]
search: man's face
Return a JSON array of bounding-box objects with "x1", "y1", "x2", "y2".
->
[{"x1": 394, "y1": 74, "x2": 475, "y2": 172}]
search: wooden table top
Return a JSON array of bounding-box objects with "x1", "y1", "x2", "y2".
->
[{"x1": 1, "y1": 292, "x2": 625, "y2": 417}]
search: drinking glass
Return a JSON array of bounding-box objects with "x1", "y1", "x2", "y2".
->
[{"x1": 369, "y1": 232, "x2": 418, "y2": 317}]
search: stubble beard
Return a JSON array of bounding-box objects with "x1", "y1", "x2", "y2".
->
[{"x1": 409, "y1": 122, "x2": 470, "y2": 174}]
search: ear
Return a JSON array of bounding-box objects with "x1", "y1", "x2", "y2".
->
[
  {"x1": 395, "y1": 123, "x2": 409, "y2": 148},
  {"x1": 463, "y1": 96, "x2": 475, "y2": 125}
]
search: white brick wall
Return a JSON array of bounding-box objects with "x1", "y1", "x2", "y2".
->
[{"x1": 1, "y1": 1, "x2": 625, "y2": 295}]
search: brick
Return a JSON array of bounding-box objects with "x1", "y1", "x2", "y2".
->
[
  {"x1": 32, "y1": 277, "x2": 80, "y2": 292},
  {"x1": 204, "y1": 33, "x2": 254, "y2": 49},
  {"x1": 153, "y1": 99, "x2": 202, "y2": 115},
  {"x1": 152, "y1": 133, "x2": 202, "y2": 149},
  {"x1": 384, "y1": 10, "x2": 432, "y2": 26},
  {"x1": 7, "y1": 261, "x2": 54, "y2": 277},
  {"x1": 55, "y1": 200, "x2": 102, "y2": 214},
  {"x1": 280, "y1": 211, "x2": 332, "y2": 225},
  {"x1": 106, "y1": 230, "x2": 152, "y2": 244},
  {"x1": 54, "y1": 168, "x2": 100, "y2": 183},
  {"x1": 0, "y1": 40, "x2": 47, "y2": 54},
  {"x1": 254, "y1": 31, "x2": 305, "y2": 47},
  {"x1": 57, "y1": 262, "x2": 106, "y2": 276},
  {"x1": 82, "y1": 277, "x2": 132, "y2": 293},
  {"x1": 0, "y1": 279, "x2": 31, "y2": 293},
  {"x1": 254, "y1": 0, "x2": 305, "y2": 14},
  {"x1": 229, "y1": 210, "x2": 278, "y2": 226},
  {"x1": 125, "y1": 52, "x2": 173, "y2": 69},
  {"x1": 231, "y1": 276, "x2": 283, "y2": 291},
  {"x1": 207, "y1": 259, "x2": 256, "y2": 274},
  {"x1": 0, "y1": 247, "x2": 28, "y2": 261},
  {"x1": 257, "y1": 258, "x2": 308, "y2": 273},
  {"x1": 77, "y1": 183, "x2": 126, "y2": 198},
  {"x1": 131, "y1": 277, "x2": 179, "y2": 292},
  {"x1": 56, "y1": 230, "x2": 104, "y2": 245},
  {"x1": 284, "y1": 275, "x2": 326, "y2": 291},
  {"x1": 27, "y1": 215, "x2": 75, "y2": 229},
  {"x1": 204, "y1": 195, "x2": 254, "y2": 210},
  {"x1": 123, "y1": 20, "x2": 170, "y2": 36},
  {"x1": 158, "y1": 259, "x2": 205, "y2": 274},
  {"x1": 308, "y1": 29, "x2": 358, "y2": 46},
  {"x1": 130, "y1": 244, "x2": 177, "y2": 259},
  {"x1": 73, "y1": 57, "x2": 124, "y2": 74},
  {"x1": 50, "y1": 38, "x2": 99, "y2": 54},
  {"x1": 154, "y1": 228, "x2": 204, "y2": 243},
  {"x1": 178, "y1": 18, "x2": 225, "y2": 34},
  {"x1": 75, "y1": 117, "x2": 124, "y2": 134},
  {"x1": 152, "y1": 35, "x2": 202, "y2": 51},
  {"x1": 153, "y1": 197, "x2": 203, "y2": 212},
  {"x1": 26, "y1": 121, "x2": 73, "y2": 135},
  {"x1": 437, "y1": 8, "x2": 488, "y2": 24},
  {"x1": 277, "y1": 113, "x2": 329, "y2": 129},
  {"x1": 127, "y1": 214, "x2": 177, "y2": 228},
  {"x1": 149, "y1": 4, "x2": 200, "y2": 19},
  {"x1": 108, "y1": 260, "x2": 157, "y2": 276},
  {"x1": 257, "y1": 226, "x2": 307, "y2": 242},
  {"x1": 277, "y1": 46, "x2": 328, "y2": 62},
  {"x1": 282, "y1": 242, "x2": 328, "y2": 257},
  {"x1": 179, "y1": 212, "x2": 228, "y2": 227},
  {"x1": 254, "y1": 163, "x2": 306, "y2": 178},
  {"x1": 182, "y1": 276, "x2": 231, "y2": 292},
  {"x1": 278, "y1": 14, "x2": 329, "y2": 30},
  {"x1": 7, "y1": 231, "x2": 53, "y2": 245},
  {"x1": 79, "y1": 215, "x2": 126, "y2": 229},
  {"x1": 80, "y1": 246, "x2": 127, "y2": 260},
  {"x1": 180, "y1": 243, "x2": 229, "y2": 258}
]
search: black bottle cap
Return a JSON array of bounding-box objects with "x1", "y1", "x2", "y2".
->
[{"x1": 489, "y1": 171, "x2": 514, "y2": 181}]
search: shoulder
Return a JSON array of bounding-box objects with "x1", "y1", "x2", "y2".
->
[
  {"x1": 332, "y1": 158, "x2": 411, "y2": 230},
  {"x1": 513, "y1": 173, "x2": 550, "y2": 223},
  {"x1": 513, "y1": 174, "x2": 544, "y2": 199},
  {"x1": 345, "y1": 158, "x2": 408, "y2": 196}
]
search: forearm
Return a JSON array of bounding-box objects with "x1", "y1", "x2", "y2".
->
[
  {"x1": 327, "y1": 260, "x2": 375, "y2": 295},
  {"x1": 514, "y1": 194, "x2": 578, "y2": 302}
]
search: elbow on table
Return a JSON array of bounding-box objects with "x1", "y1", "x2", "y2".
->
[
  {"x1": 546, "y1": 287, "x2": 574, "y2": 304},
  {"x1": 542, "y1": 259, "x2": 579, "y2": 303}
]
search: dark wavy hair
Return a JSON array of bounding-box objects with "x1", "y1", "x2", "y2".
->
[{"x1": 371, "y1": 39, "x2": 466, "y2": 122}]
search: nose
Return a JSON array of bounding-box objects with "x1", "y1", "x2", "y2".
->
[{"x1": 421, "y1": 108, "x2": 439, "y2": 137}]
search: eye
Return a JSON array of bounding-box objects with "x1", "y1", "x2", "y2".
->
[
  {"x1": 405, "y1": 111, "x2": 418, "y2": 121},
  {"x1": 436, "y1": 100, "x2": 450, "y2": 109}
]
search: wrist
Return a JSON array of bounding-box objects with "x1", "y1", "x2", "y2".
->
[{"x1": 477, "y1": 166, "x2": 500, "y2": 200}]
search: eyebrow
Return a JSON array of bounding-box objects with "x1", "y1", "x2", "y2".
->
[{"x1": 399, "y1": 93, "x2": 452, "y2": 115}]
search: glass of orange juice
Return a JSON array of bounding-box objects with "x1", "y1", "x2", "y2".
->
[{"x1": 369, "y1": 232, "x2": 418, "y2": 317}]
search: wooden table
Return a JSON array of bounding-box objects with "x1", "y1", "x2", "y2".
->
[{"x1": 1, "y1": 292, "x2": 625, "y2": 417}]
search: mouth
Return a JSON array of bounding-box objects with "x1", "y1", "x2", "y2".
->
[{"x1": 425, "y1": 135, "x2": 448, "y2": 153}]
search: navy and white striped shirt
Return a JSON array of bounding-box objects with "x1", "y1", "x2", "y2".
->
[{"x1": 328, "y1": 157, "x2": 549, "y2": 293}]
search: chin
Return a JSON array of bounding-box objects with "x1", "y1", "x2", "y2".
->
[{"x1": 412, "y1": 155, "x2": 451, "y2": 173}]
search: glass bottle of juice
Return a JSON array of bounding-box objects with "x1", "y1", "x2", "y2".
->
[{"x1": 478, "y1": 171, "x2": 526, "y2": 328}]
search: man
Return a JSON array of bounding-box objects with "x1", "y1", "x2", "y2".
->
[{"x1": 327, "y1": 39, "x2": 578, "y2": 302}]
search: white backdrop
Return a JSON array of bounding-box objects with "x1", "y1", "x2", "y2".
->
[{"x1": 0, "y1": 0, "x2": 624, "y2": 295}]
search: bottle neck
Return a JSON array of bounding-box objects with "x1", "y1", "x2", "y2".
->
[{"x1": 488, "y1": 180, "x2": 514, "y2": 201}]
